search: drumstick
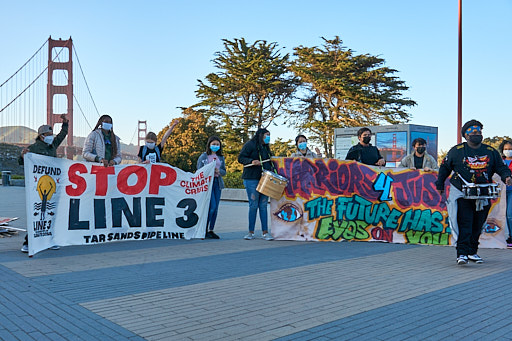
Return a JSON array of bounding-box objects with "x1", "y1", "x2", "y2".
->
[{"x1": 243, "y1": 159, "x2": 271, "y2": 167}]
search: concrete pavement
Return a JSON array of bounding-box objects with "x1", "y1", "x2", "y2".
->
[{"x1": 1, "y1": 186, "x2": 512, "y2": 340}]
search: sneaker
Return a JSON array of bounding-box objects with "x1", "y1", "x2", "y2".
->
[
  {"x1": 21, "y1": 244, "x2": 28, "y2": 253},
  {"x1": 457, "y1": 255, "x2": 468, "y2": 265},
  {"x1": 244, "y1": 233, "x2": 255, "y2": 240},
  {"x1": 49, "y1": 245, "x2": 60, "y2": 250},
  {"x1": 507, "y1": 238, "x2": 512, "y2": 249},
  {"x1": 468, "y1": 254, "x2": 483, "y2": 264},
  {"x1": 205, "y1": 231, "x2": 220, "y2": 239},
  {"x1": 262, "y1": 232, "x2": 274, "y2": 241}
]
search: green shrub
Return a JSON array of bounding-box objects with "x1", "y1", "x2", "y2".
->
[
  {"x1": 11, "y1": 175, "x2": 24, "y2": 179},
  {"x1": 224, "y1": 172, "x2": 244, "y2": 188}
]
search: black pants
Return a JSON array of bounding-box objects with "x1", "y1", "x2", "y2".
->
[{"x1": 456, "y1": 198, "x2": 490, "y2": 256}]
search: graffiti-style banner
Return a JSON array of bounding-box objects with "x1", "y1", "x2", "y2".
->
[
  {"x1": 270, "y1": 158, "x2": 507, "y2": 248},
  {"x1": 24, "y1": 153, "x2": 214, "y2": 256}
]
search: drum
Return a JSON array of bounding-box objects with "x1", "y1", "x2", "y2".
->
[
  {"x1": 256, "y1": 170, "x2": 289, "y2": 199},
  {"x1": 461, "y1": 182, "x2": 501, "y2": 199}
]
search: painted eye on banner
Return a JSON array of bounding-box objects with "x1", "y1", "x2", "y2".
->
[{"x1": 274, "y1": 203, "x2": 302, "y2": 223}]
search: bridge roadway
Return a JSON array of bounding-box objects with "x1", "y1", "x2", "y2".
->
[{"x1": 1, "y1": 185, "x2": 512, "y2": 340}]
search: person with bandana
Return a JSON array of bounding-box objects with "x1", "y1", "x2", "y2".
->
[
  {"x1": 238, "y1": 128, "x2": 275, "y2": 241},
  {"x1": 399, "y1": 137, "x2": 438, "y2": 171},
  {"x1": 138, "y1": 118, "x2": 180, "y2": 164},
  {"x1": 436, "y1": 119, "x2": 512, "y2": 265},
  {"x1": 18, "y1": 114, "x2": 68, "y2": 253},
  {"x1": 499, "y1": 139, "x2": 512, "y2": 248},
  {"x1": 197, "y1": 136, "x2": 226, "y2": 239},
  {"x1": 291, "y1": 134, "x2": 322, "y2": 158},
  {"x1": 83, "y1": 115, "x2": 122, "y2": 166},
  {"x1": 345, "y1": 127, "x2": 386, "y2": 166}
]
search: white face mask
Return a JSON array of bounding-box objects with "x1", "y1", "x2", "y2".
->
[
  {"x1": 43, "y1": 135, "x2": 54, "y2": 145},
  {"x1": 504, "y1": 150, "x2": 512, "y2": 158},
  {"x1": 145, "y1": 142, "x2": 156, "y2": 149}
]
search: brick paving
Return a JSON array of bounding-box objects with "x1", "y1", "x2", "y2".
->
[{"x1": 1, "y1": 186, "x2": 512, "y2": 340}]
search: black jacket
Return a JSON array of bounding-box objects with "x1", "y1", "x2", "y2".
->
[
  {"x1": 436, "y1": 142, "x2": 511, "y2": 191},
  {"x1": 238, "y1": 139, "x2": 273, "y2": 180},
  {"x1": 345, "y1": 143, "x2": 383, "y2": 165}
]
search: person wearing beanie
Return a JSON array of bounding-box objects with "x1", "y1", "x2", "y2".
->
[{"x1": 436, "y1": 119, "x2": 512, "y2": 265}]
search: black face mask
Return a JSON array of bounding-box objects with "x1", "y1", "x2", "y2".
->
[
  {"x1": 468, "y1": 135, "x2": 483, "y2": 145},
  {"x1": 362, "y1": 136, "x2": 371, "y2": 144},
  {"x1": 416, "y1": 147, "x2": 426, "y2": 154}
]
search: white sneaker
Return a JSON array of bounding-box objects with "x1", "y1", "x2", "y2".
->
[
  {"x1": 49, "y1": 245, "x2": 60, "y2": 250},
  {"x1": 262, "y1": 233, "x2": 274, "y2": 241},
  {"x1": 457, "y1": 255, "x2": 468, "y2": 265},
  {"x1": 20, "y1": 245, "x2": 28, "y2": 253},
  {"x1": 244, "y1": 233, "x2": 254, "y2": 240},
  {"x1": 468, "y1": 254, "x2": 483, "y2": 263}
]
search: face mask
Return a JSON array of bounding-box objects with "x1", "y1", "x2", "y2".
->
[
  {"x1": 145, "y1": 142, "x2": 155, "y2": 149},
  {"x1": 362, "y1": 136, "x2": 371, "y2": 144},
  {"x1": 210, "y1": 145, "x2": 220, "y2": 152},
  {"x1": 504, "y1": 150, "x2": 512, "y2": 158},
  {"x1": 416, "y1": 147, "x2": 426, "y2": 154},
  {"x1": 264, "y1": 135, "x2": 271, "y2": 144},
  {"x1": 298, "y1": 142, "x2": 307, "y2": 150},
  {"x1": 43, "y1": 135, "x2": 54, "y2": 145},
  {"x1": 468, "y1": 135, "x2": 483, "y2": 145},
  {"x1": 102, "y1": 122, "x2": 113, "y2": 131}
]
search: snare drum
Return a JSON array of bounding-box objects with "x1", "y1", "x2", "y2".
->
[
  {"x1": 461, "y1": 182, "x2": 501, "y2": 199},
  {"x1": 256, "y1": 170, "x2": 289, "y2": 199}
]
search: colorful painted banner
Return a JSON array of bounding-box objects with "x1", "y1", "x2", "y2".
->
[
  {"x1": 24, "y1": 153, "x2": 214, "y2": 256},
  {"x1": 270, "y1": 157, "x2": 508, "y2": 248}
]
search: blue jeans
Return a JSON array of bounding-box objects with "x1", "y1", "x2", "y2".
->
[
  {"x1": 207, "y1": 178, "x2": 222, "y2": 231},
  {"x1": 507, "y1": 190, "x2": 512, "y2": 240},
  {"x1": 243, "y1": 179, "x2": 268, "y2": 233}
]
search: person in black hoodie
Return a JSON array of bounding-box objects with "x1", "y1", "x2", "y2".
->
[
  {"x1": 436, "y1": 119, "x2": 512, "y2": 265},
  {"x1": 238, "y1": 128, "x2": 274, "y2": 241}
]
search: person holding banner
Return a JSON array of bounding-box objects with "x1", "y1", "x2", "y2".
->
[
  {"x1": 238, "y1": 128, "x2": 274, "y2": 241},
  {"x1": 197, "y1": 136, "x2": 226, "y2": 239},
  {"x1": 138, "y1": 119, "x2": 180, "y2": 164},
  {"x1": 18, "y1": 113, "x2": 68, "y2": 253},
  {"x1": 436, "y1": 120, "x2": 512, "y2": 265},
  {"x1": 399, "y1": 138, "x2": 438, "y2": 171},
  {"x1": 83, "y1": 115, "x2": 122, "y2": 166},
  {"x1": 291, "y1": 134, "x2": 322, "y2": 158},
  {"x1": 499, "y1": 140, "x2": 512, "y2": 248},
  {"x1": 345, "y1": 127, "x2": 386, "y2": 166}
]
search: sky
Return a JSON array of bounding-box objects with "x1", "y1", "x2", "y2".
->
[{"x1": 1, "y1": 0, "x2": 511, "y2": 153}]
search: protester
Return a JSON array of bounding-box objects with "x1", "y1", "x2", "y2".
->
[
  {"x1": 197, "y1": 136, "x2": 226, "y2": 239},
  {"x1": 436, "y1": 120, "x2": 512, "y2": 265},
  {"x1": 499, "y1": 140, "x2": 512, "y2": 248},
  {"x1": 18, "y1": 114, "x2": 68, "y2": 253},
  {"x1": 399, "y1": 137, "x2": 439, "y2": 171},
  {"x1": 238, "y1": 128, "x2": 274, "y2": 241},
  {"x1": 345, "y1": 127, "x2": 386, "y2": 166},
  {"x1": 291, "y1": 134, "x2": 322, "y2": 158},
  {"x1": 83, "y1": 115, "x2": 121, "y2": 166},
  {"x1": 138, "y1": 119, "x2": 180, "y2": 164}
]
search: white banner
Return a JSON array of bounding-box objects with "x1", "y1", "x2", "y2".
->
[{"x1": 24, "y1": 153, "x2": 214, "y2": 256}]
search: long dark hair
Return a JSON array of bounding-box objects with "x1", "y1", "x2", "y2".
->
[
  {"x1": 251, "y1": 128, "x2": 272, "y2": 157},
  {"x1": 206, "y1": 136, "x2": 223, "y2": 156},
  {"x1": 93, "y1": 114, "x2": 118, "y2": 158}
]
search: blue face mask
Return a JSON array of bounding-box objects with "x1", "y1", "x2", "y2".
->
[
  {"x1": 264, "y1": 135, "x2": 271, "y2": 144},
  {"x1": 298, "y1": 142, "x2": 307, "y2": 150},
  {"x1": 210, "y1": 145, "x2": 220, "y2": 152},
  {"x1": 102, "y1": 122, "x2": 112, "y2": 131}
]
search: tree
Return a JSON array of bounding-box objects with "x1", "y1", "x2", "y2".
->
[
  {"x1": 158, "y1": 107, "x2": 216, "y2": 172},
  {"x1": 484, "y1": 136, "x2": 512, "y2": 151},
  {"x1": 271, "y1": 138, "x2": 294, "y2": 157},
  {"x1": 196, "y1": 38, "x2": 299, "y2": 145},
  {"x1": 290, "y1": 37, "x2": 416, "y2": 158}
]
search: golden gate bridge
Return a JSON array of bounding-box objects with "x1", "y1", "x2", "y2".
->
[{"x1": 0, "y1": 37, "x2": 139, "y2": 161}]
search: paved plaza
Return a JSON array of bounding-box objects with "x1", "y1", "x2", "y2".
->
[{"x1": 1, "y1": 185, "x2": 512, "y2": 340}]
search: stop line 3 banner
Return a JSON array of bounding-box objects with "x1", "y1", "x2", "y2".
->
[
  {"x1": 24, "y1": 153, "x2": 215, "y2": 256},
  {"x1": 270, "y1": 157, "x2": 508, "y2": 249}
]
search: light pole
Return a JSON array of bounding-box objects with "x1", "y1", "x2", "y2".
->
[{"x1": 457, "y1": 0, "x2": 462, "y2": 144}]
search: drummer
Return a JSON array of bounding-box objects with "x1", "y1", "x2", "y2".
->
[
  {"x1": 291, "y1": 134, "x2": 322, "y2": 158},
  {"x1": 436, "y1": 119, "x2": 512, "y2": 265},
  {"x1": 238, "y1": 128, "x2": 275, "y2": 241}
]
